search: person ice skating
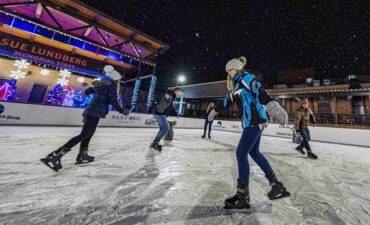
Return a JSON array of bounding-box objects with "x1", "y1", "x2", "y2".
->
[
  {"x1": 40, "y1": 65, "x2": 129, "y2": 172},
  {"x1": 223, "y1": 56, "x2": 290, "y2": 211},
  {"x1": 294, "y1": 98, "x2": 318, "y2": 159},
  {"x1": 201, "y1": 102, "x2": 218, "y2": 139},
  {"x1": 150, "y1": 87, "x2": 181, "y2": 152}
]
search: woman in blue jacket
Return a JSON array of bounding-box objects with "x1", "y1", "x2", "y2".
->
[
  {"x1": 223, "y1": 57, "x2": 290, "y2": 210},
  {"x1": 41, "y1": 65, "x2": 129, "y2": 172}
]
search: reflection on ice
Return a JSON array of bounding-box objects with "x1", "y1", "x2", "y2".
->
[{"x1": 0, "y1": 127, "x2": 369, "y2": 224}]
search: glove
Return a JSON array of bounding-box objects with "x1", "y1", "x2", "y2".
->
[
  {"x1": 224, "y1": 93, "x2": 233, "y2": 108},
  {"x1": 121, "y1": 108, "x2": 130, "y2": 116},
  {"x1": 266, "y1": 101, "x2": 288, "y2": 125}
]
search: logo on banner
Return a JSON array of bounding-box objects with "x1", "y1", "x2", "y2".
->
[
  {"x1": 214, "y1": 121, "x2": 226, "y2": 128},
  {"x1": 111, "y1": 114, "x2": 141, "y2": 125},
  {"x1": 145, "y1": 118, "x2": 158, "y2": 126},
  {"x1": 0, "y1": 103, "x2": 4, "y2": 114}
]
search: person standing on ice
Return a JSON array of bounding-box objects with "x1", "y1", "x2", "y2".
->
[
  {"x1": 40, "y1": 65, "x2": 129, "y2": 172},
  {"x1": 294, "y1": 98, "x2": 318, "y2": 159},
  {"x1": 223, "y1": 56, "x2": 290, "y2": 211},
  {"x1": 201, "y1": 101, "x2": 218, "y2": 139},
  {"x1": 150, "y1": 87, "x2": 181, "y2": 151}
]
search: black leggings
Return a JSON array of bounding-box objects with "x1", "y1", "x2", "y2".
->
[{"x1": 63, "y1": 116, "x2": 100, "y2": 149}]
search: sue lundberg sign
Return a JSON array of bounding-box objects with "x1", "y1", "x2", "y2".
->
[{"x1": 0, "y1": 32, "x2": 105, "y2": 72}]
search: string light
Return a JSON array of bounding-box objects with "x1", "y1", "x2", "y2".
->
[
  {"x1": 130, "y1": 79, "x2": 141, "y2": 112},
  {"x1": 146, "y1": 75, "x2": 157, "y2": 109}
]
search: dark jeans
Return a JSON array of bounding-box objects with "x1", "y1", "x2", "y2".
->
[
  {"x1": 154, "y1": 114, "x2": 170, "y2": 140},
  {"x1": 203, "y1": 119, "x2": 213, "y2": 135},
  {"x1": 299, "y1": 127, "x2": 311, "y2": 152},
  {"x1": 236, "y1": 126, "x2": 273, "y2": 183},
  {"x1": 63, "y1": 116, "x2": 100, "y2": 149}
]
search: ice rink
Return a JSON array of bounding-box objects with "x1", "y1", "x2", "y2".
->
[{"x1": 0, "y1": 126, "x2": 369, "y2": 225}]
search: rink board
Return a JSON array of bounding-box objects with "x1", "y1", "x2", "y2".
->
[{"x1": 0, "y1": 101, "x2": 369, "y2": 147}]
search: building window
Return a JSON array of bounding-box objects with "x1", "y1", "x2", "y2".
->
[
  {"x1": 318, "y1": 102, "x2": 331, "y2": 114},
  {"x1": 28, "y1": 84, "x2": 47, "y2": 103}
]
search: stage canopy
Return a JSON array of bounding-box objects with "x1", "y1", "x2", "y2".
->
[{"x1": 0, "y1": 0, "x2": 169, "y2": 79}]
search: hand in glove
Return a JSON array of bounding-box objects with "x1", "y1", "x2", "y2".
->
[
  {"x1": 266, "y1": 101, "x2": 288, "y2": 125},
  {"x1": 121, "y1": 108, "x2": 130, "y2": 116},
  {"x1": 223, "y1": 93, "x2": 233, "y2": 108}
]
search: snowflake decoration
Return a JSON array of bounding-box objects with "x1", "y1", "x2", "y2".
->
[
  {"x1": 10, "y1": 70, "x2": 26, "y2": 79},
  {"x1": 59, "y1": 69, "x2": 71, "y2": 77},
  {"x1": 56, "y1": 77, "x2": 69, "y2": 86},
  {"x1": 40, "y1": 69, "x2": 50, "y2": 76},
  {"x1": 13, "y1": 59, "x2": 30, "y2": 70},
  {"x1": 77, "y1": 77, "x2": 85, "y2": 83}
]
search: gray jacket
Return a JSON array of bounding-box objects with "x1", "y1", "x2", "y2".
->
[{"x1": 154, "y1": 90, "x2": 176, "y2": 116}]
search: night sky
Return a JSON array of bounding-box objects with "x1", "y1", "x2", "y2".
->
[{"x1": 83, "y1": 0, "x2": 370, "y2": 88}]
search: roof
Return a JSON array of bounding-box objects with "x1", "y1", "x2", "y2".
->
[
  {"x1": 0, "y1": 0, "x2": 169, "y2": 63},
  {"x1": 173, "y1": 80, "x2": 370, "y2": 99}
]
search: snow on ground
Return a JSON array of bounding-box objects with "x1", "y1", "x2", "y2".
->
[{"x1": 0, "y1": 126, "x2": 369, "y2": 225}]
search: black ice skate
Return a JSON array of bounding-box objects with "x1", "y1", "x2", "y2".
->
[
  {"x1": 295, "y1": 145, "x2": 305, "y2": 155},
  {"x1": 40, "y1": 147, "x2": 70, "y2": 172},
  {"x1": 266, "y1": 172, "x2": 290, "y2": 200},
  {"x1": 224, "y1": 180, "x2": 250, "y2": 211},
  {"x1": 307, "y1": 151, "x2": 318, "y2": 159},
  {"x1": 201, "y1": 134, "x2": 206, "y2": 139},
  {"x1": 150, "y1": 139, "x2": 162, "y2": 152},
  {"x1": 208, "y1": 134, "x2": 211, "y2": 139},
  {"x1": 75, "y1": 147, "x2": 95, "y2": 165}
]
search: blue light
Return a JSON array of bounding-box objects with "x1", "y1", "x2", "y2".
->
[
  {"x1": 13, "y1": 18, "x2": 35, "y2": 33},
  {"x1": 146, "y1": 75, "x2": 157, "y2": 111},
  {"x1": 130, "y1": 79, "x2": 141, "y2": 112}
]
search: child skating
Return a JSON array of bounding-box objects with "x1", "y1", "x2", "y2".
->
[
  {"x1": 201, "y1": 102, "x2": 218, "y2": 139},
  {"x1": 40, "y1": 65, "x2": 129, "y2": 172}
]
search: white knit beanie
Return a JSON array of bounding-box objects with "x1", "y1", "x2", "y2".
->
[
  {"x1": 225, "y1": 56, "x2": 247, "y2": 72},
  {"x1": 103, "y1": 65, "x2": 121, "y2": 81}
]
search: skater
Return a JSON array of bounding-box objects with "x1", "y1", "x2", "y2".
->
[
  {"x1": 223, "y1": 56, "x2": 290, "y2": 211},
  {"x1": 40, "y1": 65, "x2": 129, "y2": 172},
  {"x1": 294, "y1": 98, "x2": 318, "y2": 159},
  {"x1": 150, "y1": 87, "x2": 181, "y2": 152},
  {"x1": 201, "y1": 102, "x2": 218, "y2": 139}
]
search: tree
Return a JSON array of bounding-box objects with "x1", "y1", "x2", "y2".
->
[
  {"x1": 47, "y1": 84, "x2": 64, "y2": 105},
  {"x1": 0, "y1": 79, "x2": 16, "y2": 101},
  {"x1": 73, "y1": 90, "x2": 84, "y2": 108}
]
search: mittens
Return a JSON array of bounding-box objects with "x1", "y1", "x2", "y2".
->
[{"x1": 266, "y1": 101, "x2": 288, "y2": 125}]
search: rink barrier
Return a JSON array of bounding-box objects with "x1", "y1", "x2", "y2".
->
[{"x1": 1, "y1": 101, "x2": 369, "y2": 147}]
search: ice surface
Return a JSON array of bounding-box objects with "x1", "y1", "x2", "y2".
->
[{"x1": 0, "y1": 126, "x2": 369, "y2": 225}]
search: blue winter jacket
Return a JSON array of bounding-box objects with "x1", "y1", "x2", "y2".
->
[
  {"x1": 83, "y1": 77, "x2": 124, "y2": 118},
  {"x1": 224, "y1": 72, "x2": 271, "y2": 128}
]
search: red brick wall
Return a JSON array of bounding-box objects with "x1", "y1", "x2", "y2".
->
[{"x1": 336, "y1": 99, "x2": 353, "y2": 114}]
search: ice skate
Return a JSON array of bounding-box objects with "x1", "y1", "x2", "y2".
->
[
  {"x1": 266, "y1": 172, "x2": 290, "y2": 200},
  {"x1": 307, "y1": 151, "x2": 318, "y2": 159},
  {"x1": 295, "y1": 145, "x2": 305, "y2": 155},
  {"x1": 40, "y1": 147, "x2": 70, "y2": 172},
  {"x1": 224, "y1": 180, "x2": 250, "y2": 211},
  {"x1": 208, "y1": 134, "x2": 211, "y2": 139},
  {"x1": 150, "y1": 139, "x2": 162, "y2": 152},
  {"x1": 201, "y1": 134, "x2": 206, "y2": 139},
  {"x1": 75, "y1": 147, "x2": 95, "y2": 165}
]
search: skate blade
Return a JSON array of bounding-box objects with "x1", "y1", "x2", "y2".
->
[
  {"x1": 75, "y1": 160, "x2": 94, "y2": 165},
  {"x1": 40, "y1": 158, "x2": 59, "y2": 172},
  {"x1": 150, "y1": 147, "x2": 162, "y2": 153},
  {"x1": 268, "y1": 191, "x2": 291, "y2": 200},
  {"x1": 223, "y1": 206, "x2": 253, "y2": 213}
]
